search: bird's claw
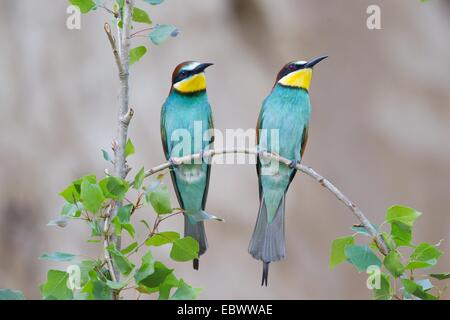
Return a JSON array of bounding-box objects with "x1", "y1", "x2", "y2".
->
[
  {"x1": 289, "y1": 160, "x2": 300, "y2": 169},
  {"x1": 198, "y1": 150, "x2": 205, "y2": 163},
  {"x1": 169, "y1": 157, "x2": 181, "y2": 167}
]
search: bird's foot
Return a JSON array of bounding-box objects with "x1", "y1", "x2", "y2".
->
[
  {"x1": 169, "y1": 157, "x2": 181, "y2": 167},
  {"x1": 198, "y1": 149, "x2": 205, "y2": 163},
  {"x1": 289, "y1": 160, "x2": 300, "y2": 169}
]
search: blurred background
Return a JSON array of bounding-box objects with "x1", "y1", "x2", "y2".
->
[{"x1": 0, "y1": 0, "x2": 449, "y2": 299}]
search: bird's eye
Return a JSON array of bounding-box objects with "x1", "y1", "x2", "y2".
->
[
  {"x1": 180, "y1": 71, "x2": 187, "y2": 77},
  {"x1": 288, "y1": 65, "x2": 296, "y2": 71}
]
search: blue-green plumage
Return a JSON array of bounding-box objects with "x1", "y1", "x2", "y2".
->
[
  {"x1": 249, "y1": 56, "x2": 327, "y2": 285},
  {"x1": 161, "y1": 63, "x2": 214, "y2": 270},
  {"x1": 250, "y1": 84, "x2": 311, "y2": 286},
  {"x1": 258, "y1": 85, "x2": 311, "y2": 222},
  {"x1": 161, "y1": 90, "x2": 213, "y2": 214}
]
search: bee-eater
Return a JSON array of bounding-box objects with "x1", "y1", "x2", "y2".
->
[
  {"x1": 161, "y1": 61, "x2": 214, "y2": 270},
  {"x1": 249, "y1": 56, "x2": 327, "y2": 285}
]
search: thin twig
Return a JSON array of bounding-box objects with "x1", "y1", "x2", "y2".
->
[
  {"x1": 104, "y1": 23, "x2": 124, "y2": 76},
  {"x1": 127, "y1": 211, "x2": 183, "y2": 258},
  {"x1": 98, "y1": 5, "x2": 118, "y2": 18},
  {"x1": 142, "y1": 148, "x2": 390, "y2": 255},
  {"x1": 130, "y1": 27, "x2": 154, "y2": 38}
]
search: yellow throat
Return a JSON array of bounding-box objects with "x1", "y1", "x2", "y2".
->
[
  {"x1": 278, "y1": 68, "x2": 312, "y2": 90},
  {"x1": 174, "y1": 73, "x2": 207, "y2": 93}
]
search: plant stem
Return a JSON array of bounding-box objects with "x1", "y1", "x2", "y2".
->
[
  {"x1": 141, "y1": 148, "x2": 390, "y2": 255},
  {"x1": 130, "y1": 27, "x2": 154, "y2": 38},
  {"x1": 103, "y1": 0, "x2": 135, "y2": 299}
]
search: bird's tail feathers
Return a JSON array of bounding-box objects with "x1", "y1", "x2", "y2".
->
[
  {"x1": 248, "y1": 195, "x2": 286, "y2": 286},
  {"x1": 184, "y1": 217, "x2": 208, "y2": 270}
]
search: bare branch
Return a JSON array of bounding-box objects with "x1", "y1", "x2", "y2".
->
[
  {"x1": 141, "y1": 148, "x2": 390, "y2": 256},
  {"x1": 120, "y1": 107, "x2": 134, "y2": 126},
  {"x1": 103, "y1": 0, "x2": 135, "y2": 296}
]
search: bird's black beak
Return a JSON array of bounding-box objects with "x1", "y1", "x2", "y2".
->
[
  {"x1": 305, "y1": 55, "x2": 328, "y2": 68},
  {"x1": 193, "y1": 63, "x2": 214, "y2": 74}
]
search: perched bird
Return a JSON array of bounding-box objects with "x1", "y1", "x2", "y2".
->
[
  {"x1": 249, "y1": 56, "x2": 327, "y2": 285},
  {"x1": 161, "y1": 61, "x2": 215, "y2": 270}
]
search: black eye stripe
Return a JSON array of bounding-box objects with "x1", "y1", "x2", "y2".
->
[
  {"x1": 174, "y1": 70, "x2": 192, "y2": 83},
  {"x1": 278, "y1": 64, "x2": 302, "y2": 80}
]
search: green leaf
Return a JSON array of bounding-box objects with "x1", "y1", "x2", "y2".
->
[
  {"x1": 157, "y1": 273, "x2": 180, "y2": 300},
  {"x1": 170, "y1": 237, "x2": 199, "y2": 262},
  {"x1": 121, "y1": 242, "x2": 138, "y2": 255},
  {"x1": 404, "y1": 260, "x2": 434, "y2": 270},
  {"x1": 82, "y1": 279, "x2": 113, "y2": 300},
  {"x1": 112, "y1": 217, "x2": 123, "y2": 237},
  {"x1": 69, "y1": 0, "x2": 96, "y2": 14},
  {"x1": 41, "y1": 270, "x2": 73, "y2": 300},
  {"x1": 385, "y1": 205, "x2": 421, "y2": 247},
  {"x1": 59, "y1": 184, "x2": 80, "y2": 204},
  {"x1": 39, "y1": 252, "x2": 76, "y2": 262},
  {"x1": 330, "y1": 236, "x2": 354, "y2": 268},
  {"x1": 383, "y1": 251, "x2": 404, "y2": 277},
  {"x1": 416, "y1": 279, "x2": 433, "y2": 291},
  {"x1": 401, "y1": 279, "x2": 437, "y2": 300},
  {"x1": 99, "y1": 176, "x2": 129, "y2": 201},
  {"x1": 146, "y1": 231, "x2": 180, "y2": 247},
  {"x1": 125, "y1": 138, "x2": 135, "y2": 158},
  {"x1": 133, "y1": 167, "x2": 145, "y2": 190},
  {"x1": 411, "y1": 242, "x2": 442, "y2": 262},
  {"x1": 149, "y1": 24, "x2": 178, "y2": 45},
  {"x1": 170, "y1": 279, "x2": 201, "y2": 300},
  {"x1": 78, "y1": 260, "x2": 97, "y2": 287},
  {"x1": 390, "y1": 221, "x2": 413, "y2": 247},
  {"x1": 351, "y1": 226, "x2": 371, "y2": 236},
  {"x1": 115, "y1": 0, "x2": 124, "y2": 9},
  {"x1": 132, "y1": 7, "x2": 152, "y2": 24},
  {"x1": 101, "y1": 149, "x2": 111, "y2": 162},
  {"x1": 139, "y1": 261, "x2": 173, "y2": 288},
  {"x1": 430, "y1": 273, "x2": 450, "y2": 280},
  {"x1": 80, "y1": 178, "x2": 105, "y2": 213},
  {"x1": 117, "y1": 204, "x2": 133, "y2": 224},
  {"x1": 60, "y1": 202, "x2": 81, "y2": 218},
  {"x1": 0, "y1": 289, "x2": 25, "y2": 300},
  {"x1": 185, "y1": 210, "x2": 223, "y2": 223},
  {"x1": 405, "y1": 243, "x2": 442, "y2": 270},
  {"x1": 146, "y1": 184, "x2": 172, "y2": 214},
  {"x1": 144, "y1": 0, "x2": 164, "y2": 5},
  {"x1": 105, "y1": 280, "x2": 126, "y2": 290},
  {"x1": 129, "y1": 46, "x2": 148, "y2": 66},
  {"x1": 134, "y1": 251, "x2": 155, "y2": 284},
  {"x1": 107, "y1": 244, "x2": 135, "y2": 276},
  {"x1": 123, "y1": 223, "x2": 136, "y2": 238},
  {"x1": 386, "y1": 205, "x2": 422, "y2": 226},
  {"x1": 372, "y1": 273, "x2": 392, "y2": 300},
  {"x1": 47, "y1": 217, "x2": 69, "y2": 228},
  {"x1": 345, "y1": 245, "x2": 381, "y2": 273},
  {"x1": 89, "y1": 219, "x2": 102, "y2": 237}
]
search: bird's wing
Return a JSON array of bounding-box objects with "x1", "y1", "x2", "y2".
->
[
  {"x1": 161, "y1": 101, "x2": 186, "y2": 208},
  {"x1": 300, "y1": 125, "x2": 309, "y2": 158},
  {"x1": 256, "y1": 100, "x2": 266, "y2": 200},
  {"x1": 288, "y1": 125, "x2": 308, "y2": 184},
  {"x1": 160, "y1": 103, "x2": 170, "y2": 160},
  {"x1": 201, "y1": 109, "x2": 214, "y2": 210}
]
